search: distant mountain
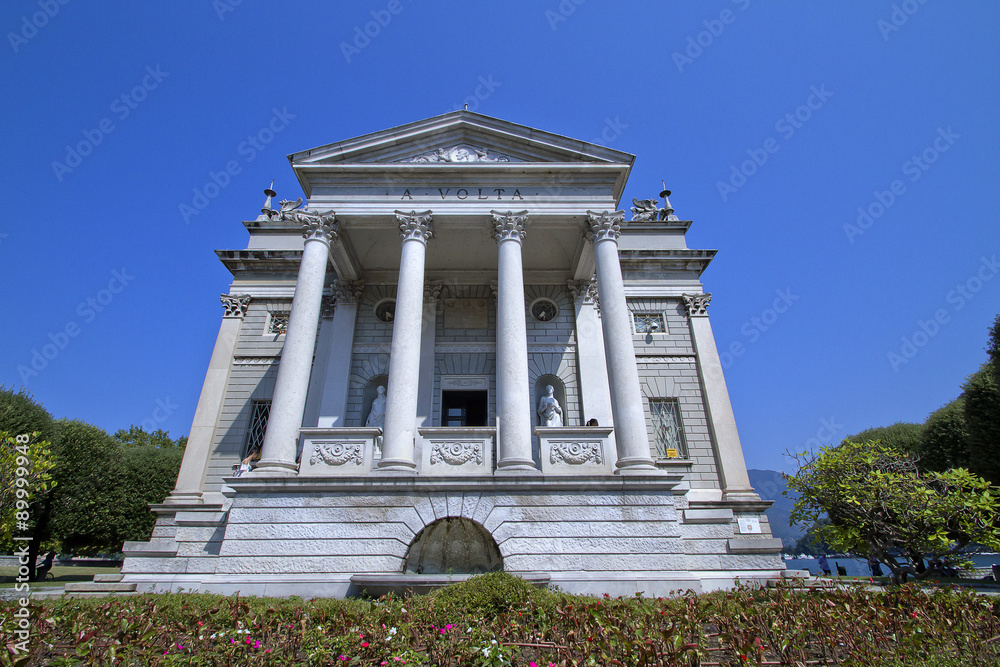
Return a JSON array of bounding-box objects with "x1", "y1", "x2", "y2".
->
[{"x1": 748, "y1": 469, "x2": 804, "y2": 549}]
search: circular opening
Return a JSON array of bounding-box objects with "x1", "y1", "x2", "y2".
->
[
  {"x1": 530, "y1": 298, "x2": 558, "y2": 322},
  {"x1": 374, "y1": 299, "x2": 396, "y2": 323},
  {"x1": 403, "y1": 517, "x2": 503, "y2": 574}
]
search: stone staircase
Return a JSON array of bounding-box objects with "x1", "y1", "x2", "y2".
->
[{"x1": 63, "y1": 573, "x2": 139, "y2": 598}]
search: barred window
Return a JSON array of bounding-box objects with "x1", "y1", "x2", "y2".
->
[
  {"x1": 243, "y1": 400, "x2": 271, "y2": 457},
  {"x1": 268, "y1": 312, "x2": 289, "y2": 335},
  {"x1": 633, "y1": 312, "x2": 665, "y2": 334},
  {"x1": 650, "y1": 399, "x2": 686, "y2": 458}
]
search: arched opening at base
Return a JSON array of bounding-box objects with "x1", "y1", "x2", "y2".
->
[{"x1": 403, "y1": 518, "x2": 503, "y2": 575}]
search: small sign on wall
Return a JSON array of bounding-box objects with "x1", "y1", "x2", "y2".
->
[{"x1": 737, "y1": 517, "x2": 761, "y2": 534}]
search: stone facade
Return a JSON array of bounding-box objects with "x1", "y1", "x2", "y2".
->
[{"x1": 121, "y1": 111, "x2": 782, "y2": 597}]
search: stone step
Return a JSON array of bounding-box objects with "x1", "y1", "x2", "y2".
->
[
  {"x1": 64, "y1": 581, "x2": 137, "y2": 593},
  {"x1": 93, "y1": 573, "x2": 125, "y2": 583},
  {"x1": 64, "y1": 591, "x2": 142, "y2": 599}
]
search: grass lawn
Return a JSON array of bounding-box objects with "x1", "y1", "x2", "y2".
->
[{"x1": 0, "y1": 565, "x2": 120, "y2": 588}]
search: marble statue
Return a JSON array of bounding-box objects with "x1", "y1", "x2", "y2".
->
[
  {"x1": 366, "y1": 386, "x2": 387, "y2": 428},
  {"x1": 537, "y1": 385, "x2": 563, "y2": 427}
]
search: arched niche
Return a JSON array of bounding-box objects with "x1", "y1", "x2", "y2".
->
[
  {"x1": 403, "y1": 517, "x2": 503, "y2": 575},
  {"x1": 361, "y1": 375, "x2": 388, "y2": 427},
  {"x1": 533, "y1": 374, "x2": 566, "y2": 427}
]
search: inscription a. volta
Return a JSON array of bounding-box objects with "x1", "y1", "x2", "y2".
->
[{"x1": 400, "y1": 187, "x2": 525, "y2": 201}]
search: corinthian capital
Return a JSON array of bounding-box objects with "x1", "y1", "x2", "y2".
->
[
  {"x1": 682, "y1": 293, "x2": 712, "y2": 317},
  {"x1": 395, "y1": 210, "x2": 434, "y2": 243},
  {"x1": 491, "y1": 210, "x2": 528, "y2": 243},
  {"x1": 301, "y1": 213, "x2": 338, "y2": 245},
  {"x1": 332, "y1": 279, "x2": 364, "y2": 305},
  {"x1": 221, "y1": 293, "x2": 251, "y2": 319},
  {"x1": 586, "y1": 210, "x2": 624, "y2": 244},
  {"x1": 567, "y1": 279, "x2": 600, "y2": 309}
]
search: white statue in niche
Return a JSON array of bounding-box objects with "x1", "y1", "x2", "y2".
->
[
  {"x1": 537, "y1": 385, "x2": 564, "y2": 427},
  {"x1": 366, "y1": 386, "x2": 387, "y2": 428}
]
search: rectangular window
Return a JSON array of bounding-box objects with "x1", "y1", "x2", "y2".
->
[
  {"x1": 243, "y1": 400, "x2": 271, "y2": 457},
  {"x1": 650, "y1": 399, "x2": 686, "y2": 458},
  {"x1": 267, "y1": 312, "x2": 289, "y2": 335},
  {"x1": 633, "y1": 312, "x2": 665, "y2": 334}
]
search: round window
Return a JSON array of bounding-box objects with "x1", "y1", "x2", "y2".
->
[
  {"x1": 374, "y1": 299, "x2": 396, "y2": 322},
  {"x1": 530, "y1": 299, "x2": 558, "y2": 322}
]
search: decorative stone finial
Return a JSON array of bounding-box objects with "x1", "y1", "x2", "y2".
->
[
  {"x1": 682, "y1": 293, "x2": 712, "y2": 317},
  {"x1": 394, "y1": 210, "x2": 434, "y2": 242},
  {"x1": 221, "y1": 293, "x2": 251, "y2": 319},
  {"x1": 491, "y1": 210, "x2": 528, "y2": 243},
  {"x1": 255, "y1": 180, "x2": 278, "y2": 221},
  {"x1": 586, "y1": 210, "x2": 624, "y2": 244},
  {"x1": 660, "y1": 182, "x2": 679, "y2": 221}
]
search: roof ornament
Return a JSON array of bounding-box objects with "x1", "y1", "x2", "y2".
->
[
  {"x1": 629, "y1": 182, "x2": 680, "y2": 222},
  {"x1": 404, "y1": 144, "x2": 512, "y2": 163},
  {"x1": 256, "y1": 180, "x2": 280, "y2": 221}
]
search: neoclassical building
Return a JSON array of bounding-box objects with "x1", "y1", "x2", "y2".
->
[{"x1": 116, "y1": 112, "x2": 782, "y2": 597}]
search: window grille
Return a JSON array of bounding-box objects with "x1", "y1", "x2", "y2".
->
[
  {"x1": 650, "y1": 399, "x2": 686, "y2": 458},
  {"x1": 243, "y1": 400, "x2": 271, "y2": 457},
  {"x1": 633, "y1": 312, "x2": 665, "y2": 334},
  {"x1": 268, "y1": 312, "x2": 289, "y2": 335}
]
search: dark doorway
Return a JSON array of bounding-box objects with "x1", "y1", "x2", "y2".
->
[{"x1": 441, "y1": 390, "x2": 488, "y2": 426}]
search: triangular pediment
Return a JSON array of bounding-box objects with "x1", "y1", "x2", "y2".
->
[{"x1": 288, "y1": 111, "x2": 635, "y2": 166}]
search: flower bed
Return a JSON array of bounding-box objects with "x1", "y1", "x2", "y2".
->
[{"x1": 2, "y1": 573, "x2": 999, "y2": 666}]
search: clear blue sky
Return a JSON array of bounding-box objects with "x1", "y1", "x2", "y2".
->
[{"x1": 2, "y1": 2, "x2": 997, "y2": 472}]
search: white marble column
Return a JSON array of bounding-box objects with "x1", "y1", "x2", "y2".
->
[
  {"x1": 492, "y1": 210, "x2": 536, "y2": 472},
  {"x1": 167, "y1": 294, "x2": 249, "y2": 503},
  {"x1": 307, "y1": 281, "x2": 363, "y2": 427},
  {"x1": 379, "y1": 210, "x2": 433, "y2": 472},
  {"x1": 253, "y1": 213, "x2": 337, "y2": 476},
  {"x1": 568, "y1": 280, "x2": 614, "y2": 431},
  {"x1": 586, "y1": 211, "x2": 658, "y2": 474},
  {"x1": 683, "y1": 293, "x2": 756, "y2": 499}
]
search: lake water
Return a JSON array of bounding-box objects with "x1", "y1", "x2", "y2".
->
[{"x1": 786, "y1": 554, "x2": 1000, "y2": 578}]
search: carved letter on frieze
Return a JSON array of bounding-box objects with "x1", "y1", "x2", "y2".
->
[
  {"x1": 491, "y1": 210, "x2": 528, "y2": 243},
  {"x1": 221, "y1": 294, "x2": 251, "y2": 319},
  {"x1": 395, "y1": 210, "x2": 434, "y2": 242},
  {"x1": 549, "y1": 441, "x2": 603, "y2": 465},
  {"x1": 585, "y1": 210, "x2": 624, "y2": 244},
  {"x1": 430, "y1": 442, "x2": 483, "y2": 466},
  {"x1": 310, "y1": 443, "x2": 364, "y2": 466},
  {"x1": 682, "y1": 293, "x2": 712, "y2": 317}
]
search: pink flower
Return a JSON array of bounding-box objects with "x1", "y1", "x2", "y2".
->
[
  {"x1": 163, "y1": 650, "x2": 169, "y2": 656},
  {"x1": 338, "y1": 656, "x2": 346, "y2": 661},
  {"x1": 230, "y1": 639, "x2": 236, "y2": 644},
  {"x1": 254, "y1": 640, "x2": 260, "y2": 648},
  {"x1": 531, "y1": 663, "x2": 538, "y2": 667},
  {"x1": 265, "y1": 648, "x2": 271, "y2": 653},
  {"x1": 362, "y1": 641, "x2": 369, "y2": 648}
]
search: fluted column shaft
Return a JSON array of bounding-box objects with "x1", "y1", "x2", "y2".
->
[
  {"x1": 587, "y1": 211, "x2": 658, "y2": 474},
  {"x1": 254, "y1": 216, "x2": 337, "y2": 475},
  {"x1": 492, "y1": 210, "x2": 536, "y2": 471},
  {"x1": 379, "y1": 211, "x2": 433, "y2": 472}
]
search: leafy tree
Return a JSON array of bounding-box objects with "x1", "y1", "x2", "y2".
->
[
  {"x1": 46, "y1": 419, "x2": 124, "y2": 555},
  {"x1": 0, "y1": 432, "x2": 57, "y2": 547},
  {"x1": 113, "y1": 425, "x2": 186, "y2": 449},
  {"x1": 963, "y1": 365, "x2": 1000, "y2": 487},
  {"x1": 115, "y1": 443, "x2": 184, "y2": 542},
  {"x1": 787, "y1": 440, "x2": 1000, "y2": 584},
  {"x1": 916, "y1": 398, "x2": 969, "y2": 473},
  {"x1": 845, "y1": 422, "x2": 924, "y2": 456},
  {"x1": 790, "y1": 518, "x2": 833, "y2": 556}
]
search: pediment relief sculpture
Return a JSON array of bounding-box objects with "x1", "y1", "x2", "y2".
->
[{"x1": 402, "y1": 144, "x2": 514, "y2": 163}]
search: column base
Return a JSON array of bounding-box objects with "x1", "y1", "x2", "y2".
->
[
  {"x1": 496, "y1": 458, "x2": 540, "y2": 474},
  {"x1": 722, "y1": 490, "x2": 762, "y2": 502},
  {"x1": 615, "y1": 457, "x2": 662, "y2": 475},
  {"x1": 248, "y1": 459, "x2": 299, "y2": 477},
  {"x1": 376, "y1": 458, "x2": 418, "y2": 474}
]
